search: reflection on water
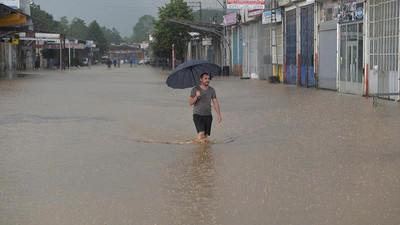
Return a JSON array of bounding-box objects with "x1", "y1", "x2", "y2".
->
[
  {"x1": 163, "y1": 143, "x2": 218, "y2": 224},
  {"x1": 0, "y1": 73, "x2": 31, "y2": 80}
]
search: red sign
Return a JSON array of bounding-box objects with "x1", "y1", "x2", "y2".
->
[
  {"x1": 108, "y1": 50, "x2": 142, "y2": 54},
  {"x1": 36, "y1": 44, "x2": 63, "y2": 49},
  {"x1": 227, "y1": 0, "x2": 265, "y2": 9},
  {"x1": 223, "y1": 12, "x2": 237, "y2": 26}
]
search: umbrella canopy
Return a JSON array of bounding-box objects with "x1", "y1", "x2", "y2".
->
[{"x1": 166, "y1": 60, "x2": 220, "y2": 89}]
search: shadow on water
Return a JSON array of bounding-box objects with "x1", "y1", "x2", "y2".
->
[{"x1": 163, "y1": 143, "x2": 219, "y2": 224}]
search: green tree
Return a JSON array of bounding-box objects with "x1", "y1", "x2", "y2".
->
[
  {"x1": 102, "y1": 27, "x2": 123, "y2": 45},
  {"x1": 59, "y1": 16, "x2": 70, "y2": 35},
  {"x1": 87, "y1": 20, "x2": 108, "y2": 55},
  {"x1": 152, "y1": 0, "x2": 194, "y2": 60},
  {"x1": 70, "y1": 18, "x2": 88, "y2": 39},
  {"x1": 30, "y1": 4, "x2": 59, "y2": 32},
  {"x1": 132, "y1": 15, "x2": 155, "y2": 43}
]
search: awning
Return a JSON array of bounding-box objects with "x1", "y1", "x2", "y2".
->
[
  {"x1": 165, "y1": 19, "x2": 223, "y2": 39},
  {"x1": 0, "y1": 4, "x2": 31, "y2": 27}
]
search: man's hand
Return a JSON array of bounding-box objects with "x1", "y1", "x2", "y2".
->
[
  {"x1": 196, "y1": 91, "x2": 201, "y2": 98},
  {"x1": 212, "y1": 98, "x2": 221, "y2": 124}
]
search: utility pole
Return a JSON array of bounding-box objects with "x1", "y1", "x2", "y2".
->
[
  {"x1": 188, "y1": 2, "x2": 202, "y2": 22},
  {"x1": 59, "y1": 35, "x2": 63, "y2": 71},
  {"x1": 215, "y1": 0, "x2": 228, "y2": 66},
  {"x1": 223, "y1": 0, "x2": 227, "y2": 67}
]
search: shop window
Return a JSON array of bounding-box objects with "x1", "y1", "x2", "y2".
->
[{"x1": 369, "y1": 0, "x2": 400, "y2": 71}]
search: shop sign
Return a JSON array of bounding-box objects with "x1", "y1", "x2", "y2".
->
[
  {"x1": 0, "y1": 37, "x2": 18, "y2": 44},
  {"x1": 1, "y1": 37, "x2": 13, "y2": 43},
  {"x1": 36, "y1": 44, "x2": 63, "y2": 49},
  {"x1": 108, "y1": 50, "x2": 142, "y2": 54},
  {"x1": 223, "y1": 12, "x2": 237, "y2": 26},
  {"x1": 35, "y1": 33, "x2": 61, "y2": 39},
  {"x1": 227, "y1": 0, "x2": 265, "y2": 9},
  {"x1": 141, "y1": 42, "x2": 149, "y2": 49},
  {"x1": 262, "y1": 8, "x2": 282, "y2": 25},
  {"x1": 72, "y1": 43, "x2": 85, "y2": 49},
  {"x1": 202, "y1": 38, "x2": 212, "y2": 46},
  {"x1": 248, "y1": 9, "x2": 263, "y2": 18},
  {"x1": 335, "y1": 0, "x2": 363, "y2": 23},
  {"x1": 0, "y1": 0, "x2": 20, "y2": 9}
]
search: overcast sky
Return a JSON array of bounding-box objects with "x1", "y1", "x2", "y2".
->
[{"x1": 33, "y1": 0, "x2": 223, "y2": 37}]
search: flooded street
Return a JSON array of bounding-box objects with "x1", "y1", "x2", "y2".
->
[{"x1": 1, "y1": 65, "x2": 400, "y2": 225}]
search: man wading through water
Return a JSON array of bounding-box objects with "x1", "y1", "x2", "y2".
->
[{"x1": 189, "y1": 73, "x2": 222, "y2": 141}]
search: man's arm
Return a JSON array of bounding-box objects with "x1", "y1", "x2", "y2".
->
[
  {"x1": 189, "y1": 90, "x2": 201, "y2": 106},
  {"x1": 212, "y1": 98, "x2": 222, "y2": 123},
  {"x1": 189, "y1": 96, "x2": 198, "y2": 106}
]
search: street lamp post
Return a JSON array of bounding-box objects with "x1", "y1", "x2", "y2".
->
[
  {"x1": 222, "y1": 0, "x2": 227, "y2": 67},
  {"x1": 215, "y1": 0, "x2": 228, "y2": 67},
  {"x1": 172, "y1": 44, "x2": 175, "y2": 70}
]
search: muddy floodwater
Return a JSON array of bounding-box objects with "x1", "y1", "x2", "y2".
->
[{"x1": 1, "y1": 65, "x2": 400, "y2": 225}]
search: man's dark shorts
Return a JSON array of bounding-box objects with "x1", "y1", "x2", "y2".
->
[{"x1": 193, "y1": 114, "x2": 213, "y2": 136}]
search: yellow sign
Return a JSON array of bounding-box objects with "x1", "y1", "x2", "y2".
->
[{"x1": 0, "y1": 13, "x2": 26, "y2": 27}]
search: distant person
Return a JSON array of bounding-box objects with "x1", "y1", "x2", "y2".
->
[
  {"x1": 188, "y1": 73, "x2": 222, "y2": 141},
  {"x1": 34, "y1": 57, "x2": 40, "y2": 70},
  {"x1": 130, "y1": 59, "x2": 133, "y2": 67},
  {"x1": 107, "y1": 58, "x2": 112, "y2": 70},
  {"x1": 113, "y1": 58, "x2": 118, "y2": 68},
  {"x1": 21, "y1": 56, "x2": 26, "y2": 70},
  {"x1": 117, "y1": 59, "x2": 120, "y2": 68}
]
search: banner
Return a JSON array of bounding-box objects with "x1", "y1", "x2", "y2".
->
[
  {"x1": 335, "y1": 1, "x2": 363, "y2": 23},
  {"x1": 35, "y1": 33, "x2": 61, "y2": 39},
  {"x1": 262, "y1": 8, "x2": 282, "y2": 25},
  {"x1": 248, "y1": 9, "x2": 263, "y2": 18},
  {"x1": 0, "y1": 0, "x2": 20, "y2": 9},
  {"x1": 202, "y1": 38, "x2": 212, "y2": 46},
  {"x1": 227, "y1": 0, "x2": 265, "y2": 10},
  {"x1": 223, "y1": 12, "x2": 237, "y2": 26}
]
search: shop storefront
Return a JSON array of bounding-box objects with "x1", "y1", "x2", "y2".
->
[
  {"x1": 242, "y1": 11, "x2": 262, "y2": 78},
  {"x1": 232, "y1": 26, "x2": 243, "y2": 76},
  {"x1": 318, "y1": 0, "x2": 339, "y2": 90},
  {"x1": 263, "y1": 8, "x2": 283, "y2": 81},
  {"x1": 285, "y1": 8, "x2": 297, "y2": 84},
  {"x1": 338, "y1": 0, "x2": 365, "y2": 95},
  {"x1": 300, "y1": 4, "x2": 315, "y2": 87},
  {"x1": 368, "y1": 0, "x2": 400, "y2": 98}
]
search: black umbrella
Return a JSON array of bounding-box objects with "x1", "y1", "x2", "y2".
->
[{"x1": 166, "y1": 60, "x2": 220, "y2": 89}]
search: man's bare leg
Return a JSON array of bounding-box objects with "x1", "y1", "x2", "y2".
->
[
  {"x1": 197, "y1": 132, "x2": 205, "y2": 140},
  {"x1": 195, "y1": 132, "x2": 210, "y2": 144}
]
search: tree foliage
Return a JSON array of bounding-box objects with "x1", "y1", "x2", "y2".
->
[
  {"x1": 29, "y1": 3, "x2": 124, "y2": 55},
  {"x1": 59, "y1": 16, "x2": 70, "y2": 35},
  {"x1": 102, "y1": 27, "x2": 123, "y2": 45},
  {"x1": 151, "y1": 0, "x2": 194, "y2": 60},
  {"x1": 30, "y1": 4, "x2": 60, "y2": 32},
  {"x1": 87, "y1": 21, "x2": 108, "y2": 55},
  {"x1": 132, "y1": 15, "x2": 155, "y2": 43},
  {"x1": 69, "y1": 18, "x2": 88, "y2": 39}
]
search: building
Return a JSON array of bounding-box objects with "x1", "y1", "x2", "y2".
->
[
  {"x1": 0, "y1": 0, "x2": 34, "y2": 75},
  {"x1": 277, "y1": 0, "x2": 400, "y2": 98}
]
